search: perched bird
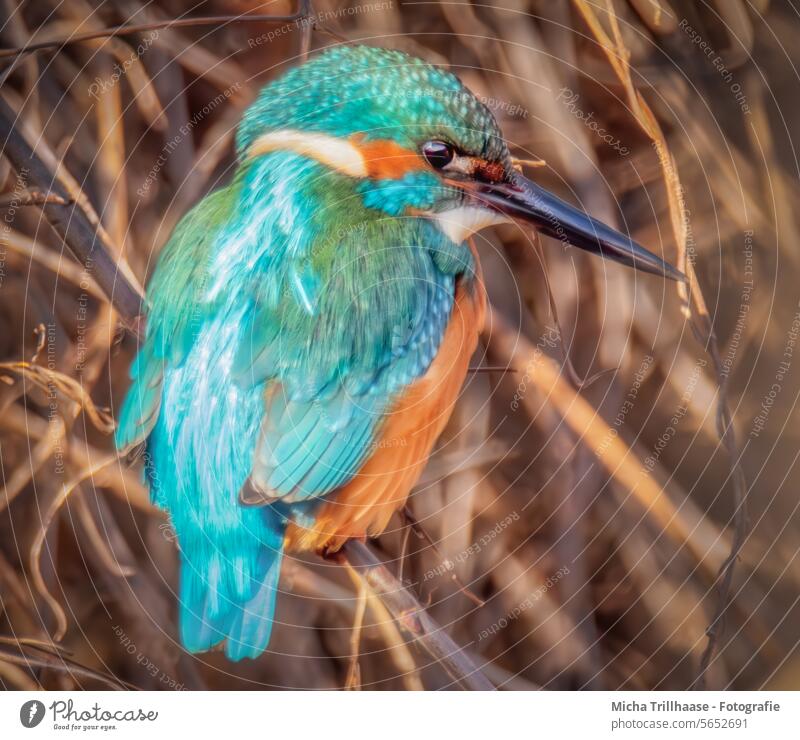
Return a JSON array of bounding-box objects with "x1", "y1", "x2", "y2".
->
[{"x1": 117, "y1": 45, "x2": 682, "y2": 661}]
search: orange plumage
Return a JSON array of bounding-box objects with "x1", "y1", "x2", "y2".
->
[{"x1": 285, "y1": 263, "x2": 485, "y2": 553}]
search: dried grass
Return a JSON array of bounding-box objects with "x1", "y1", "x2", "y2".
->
[{"x1": 0, "y1": 0, "x2": 798, "y2": 690}]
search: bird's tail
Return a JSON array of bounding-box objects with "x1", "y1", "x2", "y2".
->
[
  {"x1": 118, "y1": 307, "x2": 287, "y2": 661},
  {"x1": 178, "y1": 509, "x2": 285, "y2": 661}
]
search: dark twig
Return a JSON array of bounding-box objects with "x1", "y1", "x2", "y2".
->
[
  {"x1": 0, "y1": 95, "x2": 143, "y2": 333},
  {"x1": 690, "y1": 301, "x2": 749, "y2": 691},
  {"x1": 401, "y1": 506, "x2": 485, "y2": 607},
  {"x1": 0, "y1": 188, "x2": 70, "y2": 208},
  {"x1": 0, "y1": 11, "x2": 309, "y2": 62},
  {"x1": 298, "y1": 0, "x2": 314, "y2": 60},
  {"x1": 341, "y1": 541, "x2": 494, "y2": 690},
  {"x1": 532, "y1": 235, "x2": 614, "y2": 390},
  {"x1": 467, "y1": 365, "x2": 516, "y2": 374},
  {"x1": 0, "y1": 645, "x2": 129, "y2": 690}
]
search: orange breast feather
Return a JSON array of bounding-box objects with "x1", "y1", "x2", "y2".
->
[{"x1": 285, "y1": 272, "x2": 486, "y2": 553}]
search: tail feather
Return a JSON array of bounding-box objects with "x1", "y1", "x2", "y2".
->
[
  {"x1": 178, "y1": 522, "x2": 285, "y2": 661},
  {"x1": 224, "y1": 550, "x2": 283, "y2": 661},
  {"x1": 179, "y1": 576, "x2": 232, "y2": 654}
]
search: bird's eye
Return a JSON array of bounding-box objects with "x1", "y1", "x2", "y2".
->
[{"x1": 422, "y1": 140, "x2": 455, "y2": 169}]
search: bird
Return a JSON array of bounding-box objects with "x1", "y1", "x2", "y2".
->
[{"x1": 116, "y1": 44, "x2": 683, "y2": 662}]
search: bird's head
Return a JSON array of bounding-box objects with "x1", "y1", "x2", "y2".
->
[{"x1": 236, "y1": 45, "x2": 683, "y2": 281}]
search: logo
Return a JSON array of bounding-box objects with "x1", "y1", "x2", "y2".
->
[{"x1": 19, "y1": 700, "x2": 45, "y2": 728}]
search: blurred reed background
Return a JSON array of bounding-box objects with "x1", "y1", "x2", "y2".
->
[{"x1": 0, "y1": 0, "x2": 799, "y2": 690}]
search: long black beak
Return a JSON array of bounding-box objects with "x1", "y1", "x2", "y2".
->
[{"x1": 471, "y1": 173, "x2": 686, "y2": 282}]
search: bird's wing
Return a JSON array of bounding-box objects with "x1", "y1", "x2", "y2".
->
[
  {"x1": 117, "y1": 166, "x2": 472, "y2": 508},
  {"x1": 115, "y1": 188, "x2": 232, "y2": 454},
  {"x1": 236, "y1": 233, "x2": 459, "y2": 503}
]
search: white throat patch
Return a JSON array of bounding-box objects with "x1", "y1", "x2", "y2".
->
[{"x1": 432, "y1": 206, "x2": 509, "y2": 244}]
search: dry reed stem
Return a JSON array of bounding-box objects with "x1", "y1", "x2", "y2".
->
[
  {"x1": 0, "y1": 414, "x2": 65, "y2": 512},
  {"x1": 0, "y1": 645, "x2": 127, "y2": 689},
  {"x1": 574, "y1": 0, "x2": 750, "y2": 689},
  {"x1": 0, "y1": 362, "x2": 115, "y2": 433},
  {"x1": 483, "y1": 303, "x2": 728, "y2": 576},
  {"x1": 344, "y1": 569, "x2": 368, "y2": 690},
  {"x1": 363, "y1": 588, "x2": 426, "y2": 691},
  {"x1": 0, "y1": 658, "x2": 39, "y2": 689},
  {"x1": 29, "y1": 455, "x2": 119, "y2": 641},
  {"x1": 1, "y1": 228, "x2": 107, "y2": 300}
]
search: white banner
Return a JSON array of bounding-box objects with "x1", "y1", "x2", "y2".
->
[{"x1": 0, "y1": 691, "x2": 797, "y2": 739}]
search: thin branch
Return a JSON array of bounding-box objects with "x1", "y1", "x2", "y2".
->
[
  {"x1": 0, "y1": 188, "x2": 70, "y2": 207},
  {"x1": 343, "y1": 562, "x2": 368, "y2": 690},
  {"x1": 30, "y1": 456, "x2": 119, "y2": 641},
  {"x1": 298, "y1": 0, "x2": 314, "y2": 60},
  {"x1": 467, "y1": 365, "x2": 516, "y2": 374},
  {"x1": 340, "y1": 541, "x2": 494, "y2": 690},
  {"x1": 0, "y1": 646, "x2": 128, "y2": 690},
  {"x1": 0, "y1": 11, "x2": 310, "y2": 62},
  {"x1": 401, "y1": 506, "x2": 485, "y2": 607},
  {"x1": 690, "y1": 305, "x2": 749, "y2": 690},
  {"x1": 0, "y1": 95, "x2": 143, "y2": 333}
]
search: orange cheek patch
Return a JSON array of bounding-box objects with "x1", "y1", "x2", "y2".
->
[{"x1": 350, "y1": 135, "x2": 428, "y2": 180}]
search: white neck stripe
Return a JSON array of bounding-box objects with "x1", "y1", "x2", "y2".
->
[{"x1": 248, "y1": 129, "x2": 367, "y2": 178}]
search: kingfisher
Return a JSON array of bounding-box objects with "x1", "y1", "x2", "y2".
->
[{"x1": 116, "y1": 45, "x2": 682, "y2": 661}]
